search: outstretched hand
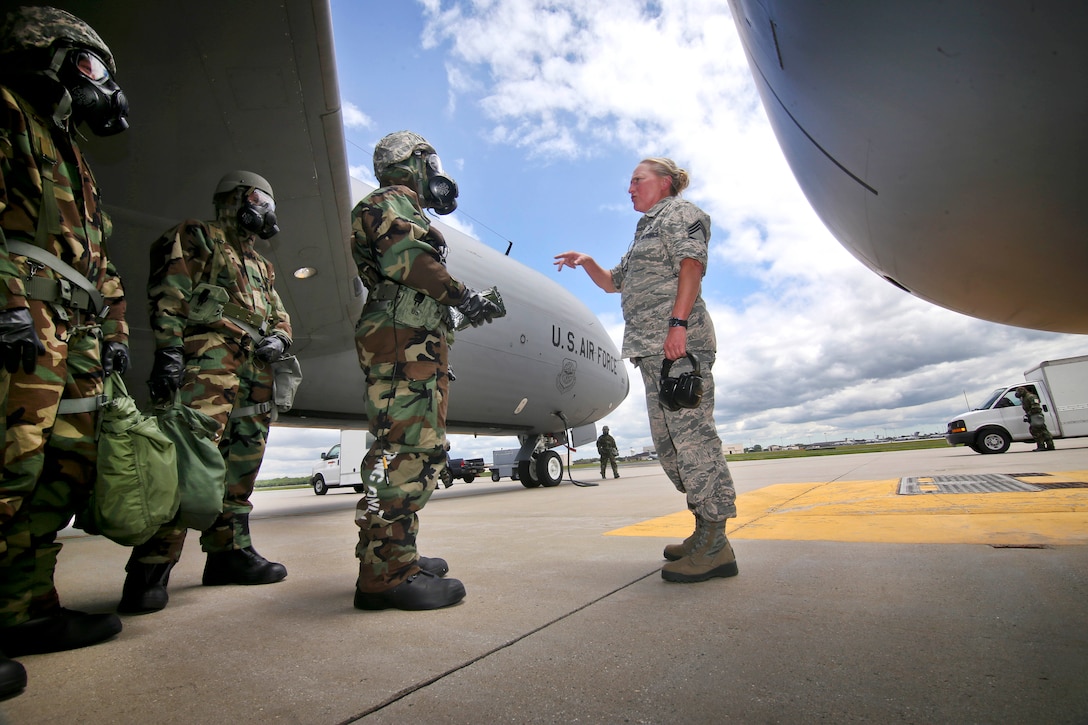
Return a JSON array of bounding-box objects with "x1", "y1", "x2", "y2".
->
[{"x1": 553, "y1": 251, "x2": 589, "y2": 271}]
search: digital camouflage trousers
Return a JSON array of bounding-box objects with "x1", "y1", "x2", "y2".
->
[{"x1": 636, "y1": 353, "x2": 737, "y2": 523}]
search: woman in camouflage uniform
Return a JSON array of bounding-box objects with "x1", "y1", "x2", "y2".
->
[{"x1": 555, "y1": 157, "x2": 738, "y2": 584}]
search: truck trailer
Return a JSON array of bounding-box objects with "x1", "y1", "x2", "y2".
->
[{"x1": 946, "y1": 355, "x2": 1088, "y2": 454}]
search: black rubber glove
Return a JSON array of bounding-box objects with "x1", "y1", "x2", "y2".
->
[
  {"x1": 148, "y1": 346, "x2": 185, "y2": 403},
  {"x1": 0, "y1": 308, "x2": 45, "y2": 373},
  {"x1": 102, "y1": 341, "x2": 129, "y2": 377},
  {"x1": 254, "y1": 335, "x2": 287, "y2": 362},
  {"x1": 455, "y1": 289, "x2": 501, "y2": 327}
]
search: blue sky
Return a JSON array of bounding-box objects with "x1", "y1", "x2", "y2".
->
[{"x1": 261, "y1": 0, "x2": 1085, "y2": 478}]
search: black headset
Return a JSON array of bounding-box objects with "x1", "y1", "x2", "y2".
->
[{"x1": 659, "y1": 353, "x2": 704, "y2": 411}]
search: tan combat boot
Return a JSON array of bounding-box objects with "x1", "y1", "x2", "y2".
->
[
  {"x1": 661, "y1": 520, "x2": 739, "y2": 583},
  {"x1": 662, "y1": 514, "x2": 701, "y2": 561}
]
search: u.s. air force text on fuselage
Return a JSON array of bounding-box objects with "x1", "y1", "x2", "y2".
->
[{"x1": 552, "y1": 325, "x2": 620, "y2": 375}]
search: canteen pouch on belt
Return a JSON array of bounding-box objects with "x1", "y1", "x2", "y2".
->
[
  {"x1": 188, "y1": 283, "x2": 229, "y2": 324},
  {"x1": 155, "y1": 393, "x2": 225, "y2": 531},
  {"x1": 89, "y1": 375, "x2": 180, "y2": 545},
  {"x1": 272, "y1": 354, "x2": 303, "y2": 412}
]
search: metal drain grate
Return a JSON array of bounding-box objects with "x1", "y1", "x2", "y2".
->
[
  {"x1": 1030, "y1": 481, "x2": 1088, "y2": 490},
  {"x1": 897, "y1": 474, "x2": 1043, "y2": 495}
]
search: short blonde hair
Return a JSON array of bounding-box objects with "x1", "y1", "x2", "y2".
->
[{"x1": 640, "y1": 157, "x2": 689, "y2": 196}]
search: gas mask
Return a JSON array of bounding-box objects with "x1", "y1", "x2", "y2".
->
[
  {"x1": 236, "y1": 187, "x2": 279, "y2": 240},
  {"x1": 659, "y1": 354, "x2": 704, "y2": 411},
  {"x1": 58, "y1": 48, "x2": 128, "y2": 136},
  {"x1": 417, "y1": 151, "x2": 459, "y2": 215}
]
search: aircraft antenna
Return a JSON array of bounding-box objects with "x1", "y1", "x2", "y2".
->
[{"x1": 457, "y1": 209, "x2": 516, "y2": 256}]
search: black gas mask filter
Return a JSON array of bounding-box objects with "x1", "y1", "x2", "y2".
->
[{"x1": 659, "y1": 354, "x2": 704, "y2": 411}]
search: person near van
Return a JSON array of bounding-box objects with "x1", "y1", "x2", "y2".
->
[{"x1": 1015, "y1": 387, "x2": 1055, "y2": 451}]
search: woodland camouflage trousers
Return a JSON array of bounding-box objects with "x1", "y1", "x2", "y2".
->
[{"x1": 0, "y1": 303, "x2": 104, "y2": 626}]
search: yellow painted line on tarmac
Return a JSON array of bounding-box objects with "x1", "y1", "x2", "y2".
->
[{"x1": 606, "y1": 470, "x2": 1088, "y2": 546}]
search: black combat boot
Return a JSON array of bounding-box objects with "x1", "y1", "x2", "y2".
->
[
  {"x1": 202, "y1": 548, "x2": 287, "y2": 586},
  {"x1": 117, "y1": 560, "x2": 176, "y2": 615},
  {"x1": 0, "y1": 609, "x2": 122, "y2": 657},
  {"x1": 354, "y1": 570, "x2": 466, "y2": 611},
  {"x1": 417, "y1": 556, "x2": 449, "y2": 577},
  {"x1": 0, "y1": 652, "x2": 26, "y2": 701}
]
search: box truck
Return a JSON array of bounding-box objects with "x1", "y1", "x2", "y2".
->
[
  {"x1": 310, "y1": 430, "x2": 373, "y2": 494},
  {"x1": 946, "y1": 355, "x2": 1088, "y2": 454}
]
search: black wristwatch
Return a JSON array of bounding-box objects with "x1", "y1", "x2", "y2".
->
[{"x1": 668, "y1": 317, "x2": 688, "y2": 328}]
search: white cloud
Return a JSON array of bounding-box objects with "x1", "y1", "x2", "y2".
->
[{"x1": 342, "y1": 100, "x2": 374, "y2": 129}]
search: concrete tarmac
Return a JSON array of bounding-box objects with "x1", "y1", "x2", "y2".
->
[{"x1": 4, "y1": 440, "x2": 1087, "y2": 724}]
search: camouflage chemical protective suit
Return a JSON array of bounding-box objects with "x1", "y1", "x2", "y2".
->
[
  {"x1": 351, "y1": 185, "x2": 471, "y2": 593},
  {"x1": 1019, "y1": 388, "x2": 1055, "y2": 451},
  {"x1": 129, "y1": 212, "x2": 291, "y2": 565},
  {"x1": 610, "y1": 195, "x2": 736, "y2": 524},
  {"x1": 597, "y1": 430, "x2": 620, "y2": 478},
  {"x1": 0, "y1": 86, "x2": 128, "y2": 626}
]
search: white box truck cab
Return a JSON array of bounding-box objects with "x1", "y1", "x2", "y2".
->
[
  {"x1": 310, "y1": 430, "x2": 373, "y2": 495},
  {"x1": 946, "y1": 355, "x2": 1088, "y2": 454}
]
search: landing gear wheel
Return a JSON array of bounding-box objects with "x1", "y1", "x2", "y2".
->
[
  {"x1": 519, "y1": 460, "x2": 541, "y2": 488},
  {"x1": 536, "y1": 450, "x2": 563, "y2": 487},
  {"x1": 313, "y1": 476, "x2": 328, "y2": 496}
]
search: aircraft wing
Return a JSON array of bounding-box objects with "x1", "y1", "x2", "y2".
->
[
  {"x1": 728, "y1": 1, "x2": 1088, "y2": 333},
  {"x1": 55, "y1": 0, "x2": 628, "y2": 437}
]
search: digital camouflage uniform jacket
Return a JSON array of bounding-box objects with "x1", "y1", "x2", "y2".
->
[
  {"x1": 0, "y1": 86, "x2": 127, "y2": 341},
  {"x1": 610, "y1": 196, "x2": 714, "y2": 359},
  {"x1": 147, "y1": 219, "x2": 291, "y2": 350}
]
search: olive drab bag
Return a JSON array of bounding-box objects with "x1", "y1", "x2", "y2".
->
[
  {"x1": 154, "y1": 393, "x2": 226, "y2": 530},
  {"x1": 91, "y1": 374, "x2": 180, "y2": 545}
]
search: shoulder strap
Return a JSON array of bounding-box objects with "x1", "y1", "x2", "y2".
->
[{"x1": 7, "y1": 239, "x2": 104, "y2": 313}]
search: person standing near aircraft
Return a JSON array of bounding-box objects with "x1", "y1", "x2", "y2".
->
[
  {"x1": 0, "y1": 5, "x2": 131, "y2": 698},
  {"x1": 351, "y1": 130, "x2": 500, "y2": 611},
  {"x1": 554, "y1": 157, "x2": 738, "y2": 584},
  {"x1": 1014, "y1": 386, "x2": 1055, "y2": 451},
  {"x1": 116, "y1": 171, "x2": 292, "y2": 614},
  {"x1": 597, "y1": 425, "x2": 620, "y2": 478}
]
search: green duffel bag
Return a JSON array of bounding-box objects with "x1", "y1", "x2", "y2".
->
[
  {"x1": 155, "y1": 394, "x2": 225, "y2": 531},
  {"x1": 91, "y1": 375, "x2": 180, "y2": 546}
]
